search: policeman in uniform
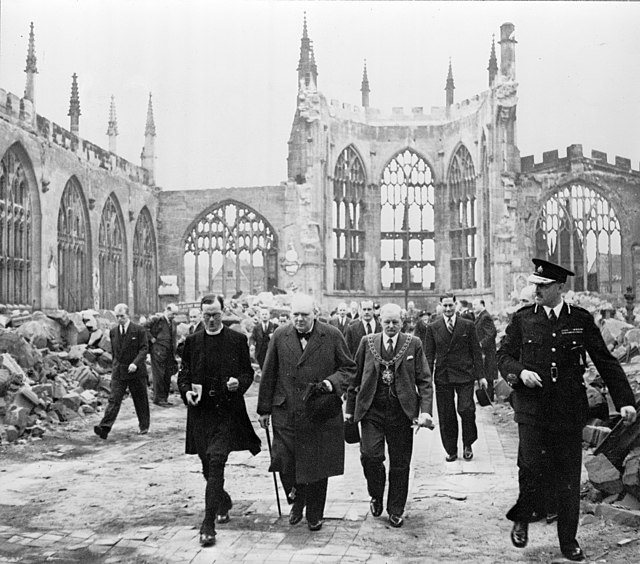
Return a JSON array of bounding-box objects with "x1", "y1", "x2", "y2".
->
[{"x1": 497, "y1": 258, "x2": 637, "y2": 562}]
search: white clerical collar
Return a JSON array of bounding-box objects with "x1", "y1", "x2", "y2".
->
[
  {"x1": 543, "y1": 302, "x2": 563, "y2": 319},
  {"x1": 205, "y1": 326, "x2": 223, "y2": 336}
]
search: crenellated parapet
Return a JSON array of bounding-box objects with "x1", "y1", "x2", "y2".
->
[{"x1": 521, "y1": 144, "x2": 640, "y2": 177}]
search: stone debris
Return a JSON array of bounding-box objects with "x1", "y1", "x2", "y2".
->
[{"x1": 0, "y1": 308, "x2": 119, "y2": 444}]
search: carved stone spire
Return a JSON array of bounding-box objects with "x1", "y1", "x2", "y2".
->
[
  {"x1": 141, "y1": 92, "x2": 156, "y2": 184},
  {"x1": 144, "y1": 92, "x2": 156, "y2": 136},
  {"x1": 488, "y1": 34, "x2": 498, "y2": 87},
  {"x1": 107, "y1": 95, "x2": 118, "y2": 153},
  {"x1": 297, "y1": 12, "x2": 318, "y2": 91},
  {"x1": 361, "y1": 60, "x2": 370, "y2": 108},
  {"x1": 68, "y1": 73, "x2": 81, "y2": 135},
  {"x1": 24, "y1": 22, "x2": 38, "y2": 103},
  {"x1": 445, "y1": 58, "x2": 455, "y2": 108}
]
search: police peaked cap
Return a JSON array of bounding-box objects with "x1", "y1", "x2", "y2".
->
[{"x1": 528, "y1": 258, "x2": 575, "y2": 284}]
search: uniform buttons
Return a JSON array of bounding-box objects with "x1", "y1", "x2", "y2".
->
[
  {"x1": 551, "y1": 362, "x2": 557, "y2": 366},
  {"x1": 552, "y1": 333, "x2": 556, "y2": 337},
  {"x1": 551, "y1": 348, "x2": 556, "y2": 352}
]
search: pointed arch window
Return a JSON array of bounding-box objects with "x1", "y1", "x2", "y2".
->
[
  {"x1": 133, "y1": 208, "x2": 157, "y2": 315},
  {"x1": 333, "y1": 146, "x2": 366, "y2": 291},
  {"x1": 98, "y1": 194, "x2": 126, "y2": 309},
  {"x1": 448, "y1": 145, "x2": 477, "y2": 289},
  {"x1": 57, "y1": 177, "x2": 91, "y2": 310},
  {"x1": 183, "y1": 201, "x2": 277, "y2": 301},
  {"x1": 0, "y1": 148, "x2": 32, "y2": 306},
  {"x1": 535, "y1": 184, "x2": 622, "y2": 293},
  {"x1": 380, "y1": 149, "x2": 435, "y2": 291}
]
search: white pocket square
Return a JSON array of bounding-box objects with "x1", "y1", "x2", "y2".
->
[{"x1": 407, "y1": 355, "x2": 414, "y2": 360}]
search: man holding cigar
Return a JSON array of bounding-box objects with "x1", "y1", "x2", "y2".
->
[{"x1": 178, "y1": 294, "x2": 261, "y2": 548}]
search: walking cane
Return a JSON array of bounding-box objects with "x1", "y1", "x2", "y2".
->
[{"x1": 265, "y1": 425, "x2": 282, "y2": 517}]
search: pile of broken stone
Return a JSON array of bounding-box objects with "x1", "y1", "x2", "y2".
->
[{"x1": 0, "y1": 309, "x2": 119, "y2": 445}]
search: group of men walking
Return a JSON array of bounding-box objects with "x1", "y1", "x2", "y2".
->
[{"x1": 91, "y1": 258, "x2": 638, "y2": 562}]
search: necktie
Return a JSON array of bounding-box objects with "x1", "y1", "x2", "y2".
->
[
  {"x1": 446, "y1": 318, "x2": 454, "y2": 333},
  {"x1": 120, "y1": 325, "x2": 125, "y2": 336},
  {"x1": 386, "y1": 338, "x2": 394, "y2": 357},
  {"x1": 189, "y1": 325, "x2": 195, "y2": 335},
  {"x1": 549, "y1": 310, "x2": 557, "y2": 322},
  {"x1": 366, "y1": 322, "x2": 372, "y2": 335},
  {"x1": 264, "y1": 323, "x2": 269, "y2": 333}
]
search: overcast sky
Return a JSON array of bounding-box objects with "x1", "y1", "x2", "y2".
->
[{"x1": 1, "y1": 0, "x2": 640, "y2": 191}]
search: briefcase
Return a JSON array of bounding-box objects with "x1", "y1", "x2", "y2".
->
[{"x1": 344, "y1": 419, "x2": 360, "y2": 444}]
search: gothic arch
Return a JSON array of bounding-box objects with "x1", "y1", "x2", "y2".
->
[
  {"x1": 379, "y1": 148, "x2": 436, "y2": 292},
  {"x1": 57, "y1": 175, "x2": 92, "y2": 311},
  {"x1": 183, "y1": 199, "x2": 278, "y2": 301},
  {"x1": 0, "y1": 142, "x2": 41, "y2": 307},
  {"x1": 332, "y1": 144, "x2": 367, "y2": 291},
  {"x1": 535, "y1": 182, "x2": 622, "y2": 294},
  {"x1": 447, "y1": 143, "x2": 478, "y2": 289},
  {"x1": 133, "y1": 207, "x2": 157, "y2": 315},
  {"x1": 98, "y1": 193, "x2": 127, "y2": 309}
]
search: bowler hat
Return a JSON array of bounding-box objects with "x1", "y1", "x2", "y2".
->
[
  {"x1": 475, "y1": 386, "x2": 493, "y2": 407},
  {"x1": 528, "y1": 258, "x2": 575, "y2": 285},
  {"x1": 302, "y1": 382, "x2": 343, "y2": 423}
]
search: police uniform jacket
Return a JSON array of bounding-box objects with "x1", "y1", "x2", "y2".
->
[{"x1": 497, "y1": 302, "x2": 635, "y2": 432}]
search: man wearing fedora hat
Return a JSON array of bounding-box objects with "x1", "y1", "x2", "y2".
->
[{"x1": 498, "y1": 258, "x2": 637, "y2": 562}]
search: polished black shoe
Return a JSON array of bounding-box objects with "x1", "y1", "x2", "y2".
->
[
  {"x1": 463, "y1": 445, "x2": 473, "y2": 460},
  {"x1": 388, "y1": 514, "x2": 404, "y2": 528},
  {"x1": 510, "y1": 521, "x2": 528, "y2": 548},
  {"x1": 154, "y1": 400, "x2": 173, "y2": 407},
  {"x1": 307, "y1": 519, "x2": 323, "y2": 531},
  {"x1": 546, "y1": 512, "x2": 558, "y2": 524},
  {"x1": 445, "y1": 452, "x2": 458, "y2": 462},
  {"x1": 138, "y1": 428, "x2": 149, "y2": 435},
  {"x1": 369, "y1": 498, "x2": 383, "y2": 517},
  {"x1": 561, "y1": 545, "x2": 585, "y2": 561},
  {"x1": 289, "y1": 503, "x2": 304, "y2": 525},
  {"x1": 216, "y1": 512, "x2": 230, "y2": 524},
  {"x1": 93, "y1": 425, "x2": 108, "y2": 440},
  {"x1": 199, "y1": 531, "x2": 216, "y2": 547}
]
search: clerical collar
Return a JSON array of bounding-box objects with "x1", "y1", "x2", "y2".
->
[
  {"x1": 205, "y1": 326, "x2": 223, "y2": 336},
  {"x1": 543, "y1": 302, "x2": 563, "y2": 319}
]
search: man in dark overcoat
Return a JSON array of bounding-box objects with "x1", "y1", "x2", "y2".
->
[
  {"x1": 424, "y1": 292, "x2": 487, "y2": 462},
  {"x1": 94, "y1": 303, "x2": 149, "y2": 439},
  {"x1": 145, "y1": 303, "x2": 179, "y2": 406},
  {"x1": 472, "y1": 299, "x2": 498, "y2": 401},
  {"x1": 344, "y1": 300, "x2": 382, "y2": 358},
  {"x1": 257, "y1": 294, "x2": 356, "y2": 531},
  {"x1": 346, "y1": 303, "x2": 433, "y2": 527},
  {"x1": 250, "y1": 307, "x2": 277, "y2": 369},
  {"x1": 177, "y1": 295, "x2": 261, "y2": 548},
  {"x1": 498, "y1": 258, "x2": 637, "y2": 562}
]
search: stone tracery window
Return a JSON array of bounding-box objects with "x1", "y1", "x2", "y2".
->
[
  {"x1": 183, "y1": 201, "x2": 277, "y2": 301},
  {"x1": 99, "y1": 194, "x2": 127, "y2": 309},
  {"x1": 0, "y1": 147, "x2": 32, "y2": 306},
  {"x1": 380, "y1": 149, "x2": 435, "y2": 291},
  {"x1": 133, "y1": 207, "x2": 157, "y2": 315},
  {"x1": 333, "y1": 145, "x2": 365, "y2": 291},
  {"x1": 535, "y1": 184, "x2": 622, "y2": 293},
  {"x1": 448, "y1": 145, "x2": 477, "y2": 289},
  {"x1": 57, "y1": 177, "x2": 91, "y2": 311}
]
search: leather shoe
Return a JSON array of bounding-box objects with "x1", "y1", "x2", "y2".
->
[
  {"x1": 463, "y1": 445, "x2": 473, "y2": 460},
  {"x1": 561, "y1": 545, "x2": 585, "y2": 561},
  {"x1": 388, "y1": 514, "x2": 404, "y2": 528},
  {"x1": 445, "y1": 453, "x2": 458, "y2": 462},
  {"x1": 154, "y1": 400, "x2": 173, "y2": 407},
  {"x1": 216, "y1": 512, "x2": 230, "y2": 524},
  {"x1": 93, "y1": 425, "x2": 108, "y2": 440},
  {"x1": 307, "y1": 519, "x2": 323, "y2": 531},
  {"x1": 546, "y1": 512, "x2": 558, "y2": 524},
  {"x1": 138, "y1": 428, "x2": 149, "y2": 435},
  {"x1": 289, "y1": 503, "x2": 303, "y2": 525},
  {"x1": 199, "y1": 531, "x2": 216, "y2": 547},
  {"x1": 510, "y1": 521, "x2": 528, "y2": 548},
  {"x1": 369, "y1": 498, "x2": 383, "y2": 517}
]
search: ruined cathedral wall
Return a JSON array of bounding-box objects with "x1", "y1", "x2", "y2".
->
[
  {"x1": 0, "y1": 99, "x2": 158, "y2": 310},
  {"x1": 157, "y1": 186, "x2": 286, "y2": 301}
]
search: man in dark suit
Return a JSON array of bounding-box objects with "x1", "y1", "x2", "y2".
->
[
  {"x1": 498, "y1": 259, "x2": 637, "y2": 562},
  {"x1": 94, "y1": 303, "x2": 149, "y2": 439},
  {"x1": 178, "y1": 295, "x2": 261, "y2": 548},
  {"x1": 258, "y1": 294, "x2": 356, "y2": 532},
  {"x1": 344, "y1": 300, "x2": 382, "y2": 358},
  {"x1": 145, "y1": 303, "x2": 179, "y2": 406},
  {"x1": 472, "y1": 299, "x2": 498, "y2": 401},
  {"x1": 457, "y1": 299, "x2": 475, "y2": 322},
  {"x1": 346, "y1": 303, "x2": 433, "y2": 528},
  {"x1": 329, "y1": 301, "x2": 350, "y2": 335},
  {"x1": 424, "y1": 292, "x2": 487, "y2": 462},
  {"x1": 250, "y1": 307, "x2": 277, "y2": 369}
]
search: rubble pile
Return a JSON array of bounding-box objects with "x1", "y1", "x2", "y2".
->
[{"x1": 0, "y1": 309, "x2": 117, "y2": 445}]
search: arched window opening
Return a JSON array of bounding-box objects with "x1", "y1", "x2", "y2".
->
[
  {"x1": 333, "y1": 145, "x2": 366, "y2": 290},
  {"x1": 99, "y1": 195, "x2": 127, "y2": 309},
  {"x1": 0, "y1": 148, "x2": 32, "y2": 306},
  {"x1": 380, "y1": 149, "x2": 435, "y2": 291},
  {"x1": 535, "y1": 184, "x2": 622, "y2": 293},
  {"x1": 449, "y1": 145, "x2": 477, "y2": 290},
  {"x1": 133, "y1": 208, "x2": 157, "y2": 315},
  {"x1": 57, "y1": 177, "x2": 91, "y2": 311},
  {"x1": 183, "y1": 201, "x2": 277, "y2": 301}
]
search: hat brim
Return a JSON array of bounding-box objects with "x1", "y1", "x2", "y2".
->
[{"x1": 528, "y1": 273, "x2": 557, "y2": 285}]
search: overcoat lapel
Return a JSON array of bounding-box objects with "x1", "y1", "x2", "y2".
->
[
  {"x1": 284, "y1": 326, "x2": 302, "y2": 359},
  {"x1": 298, "y1": 325, "x2": 323, "y2": 366},
  {"x1": 394, "y1": 333, "x2": 409, "y2": 369}
]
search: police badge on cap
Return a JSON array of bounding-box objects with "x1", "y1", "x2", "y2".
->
[{"x1": 528, "y1": 258, "x2": 575, "y2": 285}]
